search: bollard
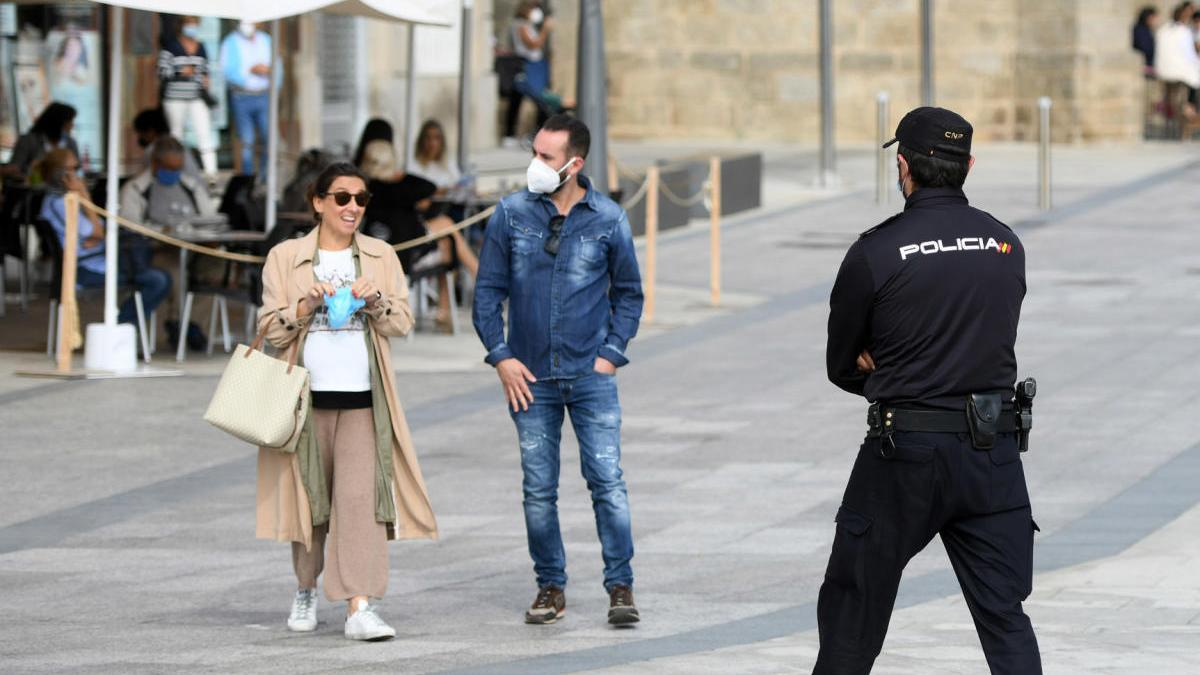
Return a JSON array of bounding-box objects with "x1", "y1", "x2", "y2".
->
[
  {"x1": 709, "y1": 156, "x2": 722, "y2": 307},
  {"x1": 876, "y1": 91, "x2": 890, "y2": 204},
  {"x1": 1038, "y1": 97, "x2": 1052, "y2": 211},
  {"x1": 644, "y1": 166, "x2": 659, "y2": 323},
  {"x1": 57, "y1": 193, "x2": 80, "y2": 372}
]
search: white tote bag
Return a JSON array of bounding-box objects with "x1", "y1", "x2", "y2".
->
[{"x1": 204, "y1": 321, "x2": 309, "y2": 452}]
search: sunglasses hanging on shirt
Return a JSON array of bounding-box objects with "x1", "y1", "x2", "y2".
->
[{"x1": 544, "y1": 214, "x2": 566, "y2": 256}]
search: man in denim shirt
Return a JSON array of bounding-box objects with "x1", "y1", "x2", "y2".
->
[{"x1": 473, "y1": 115, "x2": 644, "y2": 626}]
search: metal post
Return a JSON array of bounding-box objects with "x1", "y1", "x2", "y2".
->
[
  {"x1": 644, "y1": 166, "x2": 659, "y2": 323},
  {"x1": 577, "y1": 0, "x2": 610, "y2": 194},
  {"x1": 457, "y1": 0, "x2": 474, "y2": 174},
  {"x1": 876, "y1": 91, "x2": 890, "y2": 204},
  {"x1": 818, "y1": 0, "x2": 835, "y2": 186},
  {"x1": 1038, "y1": 96, "x2": 1052, "y2": 210},
  {"x1": 709, "y1": 156, "x2": 721, "y2": 306},
  {"x1": 920, "y1": 0, "x2": 933, "y2": 106},
  {"x1": 265, "y1": 19, "x2": 281, "y2": 233},
  {"x1": 103, "y1": 6, "x2": 123, "y2": 326},
  {"x1": 403, "y1": 23, "x2": 417, "y2": 172}
]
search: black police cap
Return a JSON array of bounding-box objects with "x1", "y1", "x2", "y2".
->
[{"x1": 882, "y1": 106, "x2": 973, "y2": 160}]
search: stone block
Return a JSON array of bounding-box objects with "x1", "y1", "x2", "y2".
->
[
  {"x1": 839, "y1": 53, "x2": 894, "y2": 71},
  {"x1": 690, "y1": 51, "x2": 744, "y2": 72},
  {"x1": 749, "y1": 52, "x2": 818, "y2": 72},
  {"x1": 674, "y1": 99, "x2": 735, "y2": 130},
  {"x1": 778, "y1": 74, "x2": 820, "y2": 103},
  {"x1": 717, "y1": 0, "x2": 771, "y2": 12}
]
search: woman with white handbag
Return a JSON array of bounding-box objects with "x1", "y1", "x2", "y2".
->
[{"x1": 252, "y1": 162, "x2": 438, "y2": 641}]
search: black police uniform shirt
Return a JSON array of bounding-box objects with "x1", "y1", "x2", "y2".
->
[{"x1": 826, "y1": 186, "x2": 1025, "y2": 409}]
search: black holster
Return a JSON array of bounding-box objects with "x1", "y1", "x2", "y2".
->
[{"x1": 1015, "y1": 377, "x2": 1036, "y2": 452}]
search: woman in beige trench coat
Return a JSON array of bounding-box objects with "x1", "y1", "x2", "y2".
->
[{"x1": 254, "y1": 161, "x2": 437, "y2": 641}]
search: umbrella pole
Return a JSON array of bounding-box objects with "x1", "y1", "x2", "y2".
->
[
  {"x1": 103, "y1": 5, "x2": 123, "y2": 325},
  {"x1": 265, "y1": 19, "x2": 281, "y2": 233},
  {"x1": 403, "y1": 23, "x2": 416, "y2": 173},
  {"x1": 456, "y1": 0, "x2": 473, "y2": 174}
]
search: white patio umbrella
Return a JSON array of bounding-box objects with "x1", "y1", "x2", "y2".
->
[{"x1": 12, "y1": 0, "x2": 454, "y2": 362}]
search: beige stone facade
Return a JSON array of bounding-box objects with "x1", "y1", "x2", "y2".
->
[{"x1": 500, "y1": 0, "x2": 1151, "y2": 143}]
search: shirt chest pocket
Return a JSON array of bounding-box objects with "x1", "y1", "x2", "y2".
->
[
  {"x1": 510, "y1": 224, "x2": 543, "y2": 257},
  {"x1": 578, "y1": 231, "x2": 610, "y2": 265}
]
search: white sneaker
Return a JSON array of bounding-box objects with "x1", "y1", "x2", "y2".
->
[
  {"x1": 501, "y1": 136, "x2": 521, "y2": 149},
  {"x1": 344, "y1": 599, "x2": 396, "y2": 641},
  {"x1": 287, "y1": 588, "x2": 318, "y2": 632}
]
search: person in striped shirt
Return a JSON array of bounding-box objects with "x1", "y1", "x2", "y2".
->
[{"x1": 158, "y1": 16, "x2": 217, "y2": 181}]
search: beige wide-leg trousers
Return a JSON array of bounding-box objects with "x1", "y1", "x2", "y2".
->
[{"x1": 292, "y1": 407, "x2": 389, "y2": 601}]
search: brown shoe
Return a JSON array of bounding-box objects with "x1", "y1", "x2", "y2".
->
[
  {"x1": 525, "y1": 586, "x2": 566, "y2": 624},
  {"x1": 608, "y1": 585, "x2": 640, "y2": 625}
]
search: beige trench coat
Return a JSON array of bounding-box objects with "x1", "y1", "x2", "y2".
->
[{"x1": 253, "y1": 227, "x2": 438, "y2": 549}]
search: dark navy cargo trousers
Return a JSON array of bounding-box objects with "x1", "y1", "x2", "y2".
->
[{"x1": 814, "y1": 431, "x2": 1041, "y2": 675}]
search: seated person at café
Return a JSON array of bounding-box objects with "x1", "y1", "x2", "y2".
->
[
  {"x1": 119, "y1": 136, "x2": 215, "y2": 228},
  {"x1": 409, "y1": 119, "x2": 460, "y2": 193},
  {"x1": 132, "y1": 108, "x2": 201, "y2": 178},
  {"x1": 2, "y1": 102, "x2": 79, "y2": 179},
  {"x1": 37, "y1": 148, "x2": 171, "y2": 324},
  {"x1": 359, "y1": 139, "x2": 477, "y2": 331}
]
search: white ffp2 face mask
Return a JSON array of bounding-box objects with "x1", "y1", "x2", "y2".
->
[
  {"x1": 526, "y1": 157, "x2": 578, "y2": 194},
  {"x1": 529, "y1": 8, "x2": 545, "y2": 24}
]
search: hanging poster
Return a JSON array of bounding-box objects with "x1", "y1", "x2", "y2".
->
[
  {"x1": 45, "y1": 27, "x2": 103, "y2": 171},
  {"x1": 13, "y1": 26, "x2": 49, "y2": 135}
]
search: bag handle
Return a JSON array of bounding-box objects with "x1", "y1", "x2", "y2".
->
[{"x1": 246, "y1": 307, "x2": 311, "y2": 374}]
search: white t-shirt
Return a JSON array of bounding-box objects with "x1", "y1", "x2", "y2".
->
[
  {"x1": 511, "y1": 19, "x2": 543, "y2": 62},
  {"x1": 411, "y1": 158, "x2": 461, "y2": 190},
  {"x1": 303, "y1": 248, "x2": 370, "y2": 392}
]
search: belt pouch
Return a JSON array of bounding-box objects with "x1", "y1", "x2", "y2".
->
[{"x1": 967, "y1": 393, "x2": 1002, "y2": 449}]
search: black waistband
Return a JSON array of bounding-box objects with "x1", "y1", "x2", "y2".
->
[
  {"x1": 312, "y1": 390, "x2": 373, "y2": 409},
  {"x1": 867, "y1": 403, "x2": 1019, "y2": 434}
]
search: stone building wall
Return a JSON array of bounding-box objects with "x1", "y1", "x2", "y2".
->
[{"x1": 500, "y1": 0, "x2": 1150, "y2": 144}]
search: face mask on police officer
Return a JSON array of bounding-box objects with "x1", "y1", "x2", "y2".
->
[{"x1": 526, "y1": 156, "x2": 578, "y2": 195}]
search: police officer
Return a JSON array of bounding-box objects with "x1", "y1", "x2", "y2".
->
[{"x1": 814, "y1": 107, "x2": 1041, "y2": 675}]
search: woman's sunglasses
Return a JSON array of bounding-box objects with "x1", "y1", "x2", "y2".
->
[{"x1": 324, "y1": 191, "x2": 371, "y2": 207}]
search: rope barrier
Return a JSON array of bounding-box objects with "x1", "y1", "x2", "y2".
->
[
  {"x1": 658, "y1": 179, "x2": 710, "y2": 209},
  {"x1": 73, "y1": 195, "x2": 497, "y2": 264},
  {"x1": 77, "y1": 197, "x2": 269, "y2": 264},
  {"x1": 386, "y1": 205, "x2": 496, "y2": 252},
  {"x1": 609, "y1": 153, "x2": 712, "y2": 211},
  {"x1": 619, "y1": 177, "x2": 651, "y2": 210}
]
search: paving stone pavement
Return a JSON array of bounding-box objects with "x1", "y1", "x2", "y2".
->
[{"x1": 1, "y1": 142, "x2": 1198, "y2": 673}]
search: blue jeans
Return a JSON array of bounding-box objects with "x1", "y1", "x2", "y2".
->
[
  {"x1": 76, "y1": 254, "x2": 171, "y2": 325},
  {"x1": 230, "y1": 92, "x2": 269, "y2": 175},
  {"x1": 510, "y1": 372, "x2": 634, "y2": 592}
]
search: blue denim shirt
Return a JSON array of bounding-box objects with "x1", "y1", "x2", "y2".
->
[{"x1": 473, "y1": 176, "x2": 643, "y2": 380}]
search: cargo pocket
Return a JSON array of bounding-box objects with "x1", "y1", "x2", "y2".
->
[
  {"x1": 827, "y1": 505, "x2": 873, "y2": 587},
  {"x1": 823, "y1": 505, "x2": 875, "y2": 640}
]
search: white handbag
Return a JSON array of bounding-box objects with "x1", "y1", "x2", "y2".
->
[{"x1": 204, "y1": 320, "x2": 310, "y2": 452}]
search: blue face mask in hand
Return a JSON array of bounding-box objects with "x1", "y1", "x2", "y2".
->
[
  {"x1": 324, "y1": 286, "x2": 365, "y2": 329},
  {"x1": 155, "y1": 168, "x2": 182, "y2": 186}
]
